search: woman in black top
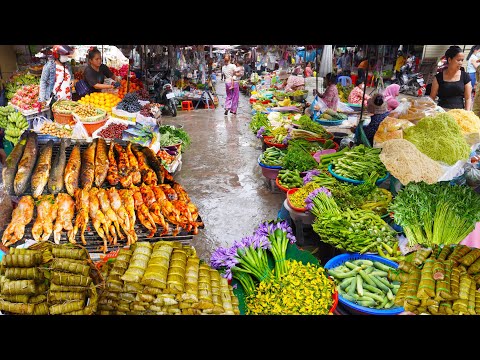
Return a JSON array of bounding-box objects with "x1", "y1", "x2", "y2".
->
[
  {"x1": 83, "y1": 47, "x2": 120, "y2": 93},
  {"x1": 429, "y1": 46, "x2": 472, "y2": 110}
]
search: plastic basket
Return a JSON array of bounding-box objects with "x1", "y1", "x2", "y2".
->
[
  {"x1": 324, "y1": 253, "x2": 404, "y2": 315},
  {"x1": 313, "y1": 118, "x2": 344, "y2": 126},
  {"x1": 275, "y1": 176, "x2": 290, "y2": 193},
  {"x1": 263, "y1": 136, "x2": 287, "y2": 149},
  {"x1": 328, "y1": 164, "x2": 390, "y2": 185},
  {"x1": 53, "y1": 111, "x2": 74, "y2": 125},
  {"x1": 286, "y1": 188, "x2": 308, "y2": 212},
  {"x1": 72, "y1": 107, "x2": 106, "y2": 123},
  {"x1": 258, "y1": 154, "x2": 282, "y2": 169}
]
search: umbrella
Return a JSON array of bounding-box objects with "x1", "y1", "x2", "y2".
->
[{"x1": 318, "y1": 45, "x2": 333, "y2": 78}]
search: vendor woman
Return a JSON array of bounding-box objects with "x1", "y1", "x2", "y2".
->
[{"x1": 83, "y1": 46, "x2": 120, "y2": 93}]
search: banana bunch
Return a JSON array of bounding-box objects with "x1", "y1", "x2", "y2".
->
[
  {"x1": 4, "y1": 111, "x2": 29, "y2": 145},
  {"x1": 0, "y1": 105, "x2": 16, "y2": 129}
]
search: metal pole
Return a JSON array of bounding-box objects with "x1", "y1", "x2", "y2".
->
[
  {"x1": 358, "y1": 44, "x2": 370, "y2": 139},
  {"x1": 102, "y1": 45, "x2": 104, "y2": 63},
  {"x1": 315, "y1": 46, "x2": 319, "y2": 94}
]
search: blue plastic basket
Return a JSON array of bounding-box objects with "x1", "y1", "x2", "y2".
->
[
  {"x1": 313, "y1": 118, "x2": 344, "y2": 126},
  {"x1": 324, "y1": 253, "x2": 404, "y2": 315},
  {"x1": 258, "y1": 154, "x2": 283, "y2": 169},
  {"x1": 328, "y1": 164, "x2": 390, "y2": 185}
]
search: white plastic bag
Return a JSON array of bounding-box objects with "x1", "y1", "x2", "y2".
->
[
  {"x1": 71, "y1": 120, "x2": 90, "y2": 139},
  {"x1": 336, "y1": 102, "x2": 355, "y2": 114}
]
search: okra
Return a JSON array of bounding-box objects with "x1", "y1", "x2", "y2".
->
[
  {"x1": 373, "y1": 261, "x2": 395, "y2": 272},
  {"x1": 358, "y1": 269, "x2": 376, "y2": 287},
  {"x1": 370, "y1": 275, "x2": 390, "y2": 293},
  {"x1": 356, "y1": 274, "x2": 364, "y2": 296}
]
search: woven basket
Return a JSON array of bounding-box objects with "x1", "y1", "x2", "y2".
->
[{"x1": 53, "y1": 111, "x2": 74, "y2": 125}]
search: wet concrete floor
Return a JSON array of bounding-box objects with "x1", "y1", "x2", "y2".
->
[{"x1": 164, "y1": 83, "x2": 284, "y2": 262}]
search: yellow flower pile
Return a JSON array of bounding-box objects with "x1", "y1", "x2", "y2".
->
[{"x1": 245, "y1": 260, "x2": 335, "y2": 315}]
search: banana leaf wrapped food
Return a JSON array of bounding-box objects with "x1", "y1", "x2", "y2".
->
[
  {"x1": 49, "y1": 300, "x2": 85, "y2": 315},
  {"x1": 181, "y1": 256, "x2": 199, "y2": 303},
  {"x1": 404, "y1": 267, "x2": 421, "y2": 307},
  {"x1": 51, "y1": 271, "x2": 92, "y2": 287},
  {"x1": 106, "y1": 275, "x2": 124, "y2": 292},
  {"x1": 194, "y1": 263, "x2": 214, "y2": 311},
  {"x1": 394, "y1": 282, "x2": 408, "y2": 307},
  {"x1": 124, "y1": 282, "x2": 144, "y2": 293},
  {"x1": 51, "y1": 246, "x2": 88, "y2": 260},
  {"x1": 143, "y1": 286, "x2": 164, "y2": 295},
  {"x1": 209, "y1": 269, "x2": 224, "y2": 314},
  {"x1": 220, "y1": 277, "x2": 234, "y2": 315},
  {"x1": 437, "y1": 245, "x2": 453, "y2": 261},
  {"x1": 452, "y1": 274, "x2": 472, "y2": 314},
  {"x1": 1, "y1": 279, "x2": 36, "y2": 295},
  {"x1": 141, "y1": 243, "x2": 174, "y2": 289},
  {"x1": 435, "y1": 259, "x2": 454, "y2": 301},
  {"x1": 413, "y1": 248, "x2": 432, "y2": 267},
  {"x1": 230, "y1": 286, "x2": 240, "y2": 315},
  {"x1": 439, "y1": 300, "x2": 454, "y2": 315},
  {"x1": 29, "y1": 294, "x2": 47, "y2": 304},
  {"x1": 450, "y1": 266, "x2": 462, "y2": 300},
  {"x1": 4, "y1": 267, "x2": 44, "y2": 281},
  {"x1": 166, "y1": 249, "x2": 187, "y2": 294},
  {"x1": 0, "y1": 294, "x2": 30, "y2": 303},
  {"x1": 48, "y1": 291, "x2": 86, "y2": 304},
  {"x1": 459, "y1": 248, "x2": 480, "y2": 267},
  {"x1": 448, "y1": 245, "x2": 471, "y2": 265},
  {"x1": 467, "y1": 257, "x2": 480, "y2": 275},
  {"x1": 49, "y1": 283, "x2": 89, "y2": 293},
  {"x1": 468, "y1": 280, "x2": 476, "y2": 315},
  {"x1": 121, "y1": 242, "x2": 152, "y2": 283},
  {"x1": 33, "y1": 302, "x2": 49, "y2": 315},
  {"x1": 417, "y1": 259, "x2": 435, "y2": 299},
  {"x1": 0, "y1": 299, "x2": 35, "y2": 314},
  {"x1": 2, "y1": 253, "x2": 43, "y2": 267},
  {"x1": 475, "y1": 288, "x2": 480, "y2": 314},
  {"x1": 51, "y1": 258, "x2": 90, "y2": 277}
]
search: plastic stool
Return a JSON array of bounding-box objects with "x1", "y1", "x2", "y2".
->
[
  {"x1": 181, "y1": 101, "x2": 194, "y2": 111},
  {"x1": 337, "y1": 76, "x2": 352, "y2": 87}
]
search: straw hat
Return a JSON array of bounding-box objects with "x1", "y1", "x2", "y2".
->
[{"x1": 277, "y1": 69, "x2": 288, "y2": 80}]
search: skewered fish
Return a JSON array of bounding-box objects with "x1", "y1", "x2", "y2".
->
[
  {"x1": 106, "y1": 142, "x2": 120, "y2": 186},
  {"x1": 114, "y1": 143, "x2": 132, "y2": 188},
  {"x1": 80, "y1": 139, "x2": 97, "y2": 191},
  {"x1": 48, "y1": 138, "x2": 70, "y2": 194},
  {"x1": 2, "y1": 195, "x2": 34, "y2": 246},
  {"x1": 32, "y1": 194, "x2": 58, "y2": 242},
  {"x1": 31, "y1": 140, "x2": 54, "y2": 198},
  {"x1": 132, "y1": 146, "x2": 157, "y2": 185},
  {"x1": 13, "y1": 132, "x2": 38, "y2": 196},
  {"x1": 126, "y1": 142, "x2": 142, "y2": 185},
  {"x1": 2, "y1": 131, "x2": 27, "y2": 195},
  {"x1": 64, "y1": 144, "x2": 81, "y2": 197},
  {"x1": 94, "y1": 137, "x2": 109, "y2": 188},
  {"x1": 53, "y1": 193, "x2": 75, "y2": 244}
]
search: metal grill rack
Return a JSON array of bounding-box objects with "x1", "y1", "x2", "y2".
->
[{"x1": 1, "y1": 135, "x2": 203, "y2": 253}]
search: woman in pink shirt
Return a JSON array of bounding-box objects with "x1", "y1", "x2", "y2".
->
[
  {"x1": 348, "y1": 79, "x2": 370, "y2": 107},
  {"x1": 318, "y1": 73, "x2": 339, "y2": 110},
  {"x1": 304, "y1": 62, "x2": 313, "y2": 77},
  {"x1": 382, "y1": 83, "x2": 400, "y2": 111}
]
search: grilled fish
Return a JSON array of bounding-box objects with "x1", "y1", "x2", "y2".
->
[
  {"x1": 114, "y1": 143, "x2": 132, "y2": 188},
  {"x1": 132, "y1": 146, "x2": 157, "y2": 185},
  {"x1": 48, "y1": 138, "x2": 70, "y2": 194},
  {"x1": 2, "y1": 131, "x2": 28, "y2": 195},
  {"x1": 13, "y1": 131, "x2": 38, "y2": 196},
  {"x1": 81, "y1": 140, "x2": 97, "y2": 191},
  {"x1": 106, "y1": 142, "x2": 120, "y2": 186},
  {"x1": 126, "y1": 142, "x2": 141, "y2": 185},
  {"x1": 141, "y1": 146, "x2": 165, "y2": 184},
  {"x1": 31, "y1": 140, "x2": 54, "y2": 198},
  {"x1": 64, "y1": 144, "x2": 81, "y2": 197},
  {"x1": 94, "y1": 137, "x2": 109, "y2": 188}
]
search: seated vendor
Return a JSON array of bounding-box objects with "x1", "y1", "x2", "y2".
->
[{"x1": 276, "y1": 69, "x2": 305, "y2": 92}]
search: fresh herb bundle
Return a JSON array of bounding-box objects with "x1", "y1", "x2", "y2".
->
[
  {"x1": 282, "y1": 140, "x2": 319, "y2": 172},
  {"x1": 292, "y1": 115, "x2": 329, "y2": 138},
  {"x1": 158, "y1": 125, "x2": 191, "y2": 149},
  {"x1": 249, "y1": 112, "x2": 270, "y2": 135},
  {"x1": 389, "y1": 182, "x2": 480, "y2": 247}
]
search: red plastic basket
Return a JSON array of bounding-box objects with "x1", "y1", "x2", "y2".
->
[
  {"x1": 264, "y1": 136, "x2": 287, "y2": 149},
  {"x1": 286, "y1": 188, "x2": 308, "y2": 212}
]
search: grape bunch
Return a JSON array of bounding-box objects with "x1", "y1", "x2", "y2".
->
[
  {"x1": 116, "y1": 92, "x2": 142, "y2": 113},
  {"x1": 136, "y1": 88, "x2": 150, "y2": 101}
]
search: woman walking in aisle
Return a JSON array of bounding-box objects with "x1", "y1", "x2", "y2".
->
[{"x1": 222, "y1": 54, "x2": 237, "y2": 115}]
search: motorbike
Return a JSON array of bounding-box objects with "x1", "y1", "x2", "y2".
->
[
  {"x1": 392, "y1": 64, "x2": 425, "y2": 97},
  {"x1": 152, "y1": 70, "x2": 177, "y2": 117}
]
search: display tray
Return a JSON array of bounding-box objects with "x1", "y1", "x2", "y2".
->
[{"x1": 1, "y1": 137, "x2": 203, "y2": 252}]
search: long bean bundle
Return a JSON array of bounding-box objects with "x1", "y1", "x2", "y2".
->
[{"x1": 331, "y1": 145, "x2": 387, "y2": 181}]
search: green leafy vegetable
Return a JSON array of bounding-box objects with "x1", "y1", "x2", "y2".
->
[{"x1": 282, "y1": 140, "x2": 319, "y2": 172}]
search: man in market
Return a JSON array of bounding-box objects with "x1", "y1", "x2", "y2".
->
[{"x1": 342, "y1": 51, "x2": 353, "y2": 76}]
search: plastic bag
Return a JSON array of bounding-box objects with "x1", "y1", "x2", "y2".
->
[
  {"x1": 310, "y1": 95, "x2": 328, "y2": 121},
  {"x1": 389, "y1": 100, "x2": 411, "y2": 117},
  {"x1": 413, "y1": 96, "x2": 436, "y2": 108},
  {"x1": 71, "y1": 120, "x2": 90, "y2": 139},
  {"x1": 336, "y1": 102, "x2": 355, "y2": 114},
  {"x1": 464, "y1": 163, "x2": 480, "y2": 187},
  {"x1": 373, "y1": 116, "x2": 415, "y2": 146}
]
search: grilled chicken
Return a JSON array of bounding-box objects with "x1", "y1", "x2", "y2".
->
[
  {"x1": 132, "y1": 146, "x2": 157, "y2": 185},
  {"x1": 126, "y1": 142, "x2": 142, "y2": 185},
  {"x1": 2, "y1": 195, "x2": 34, "y2": 247},
  {"x1": 88, "y1": 187, "x2": 110, "y2": 253},
  {"x1": 106, "y1": 142, "x2": 120, "y2": 186},
  {"x1": 70, "y1": 188, "x2": 90, "y2": 245},
  {"x1": 97, "y1": 188, "x2": 123, "y2": 244},
  {"x1": 32, "y1": 194, "x2": 58, "y2": 242},
  {"x1": 53, "y1": 193, "x2": 75, "y2": 244}
]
